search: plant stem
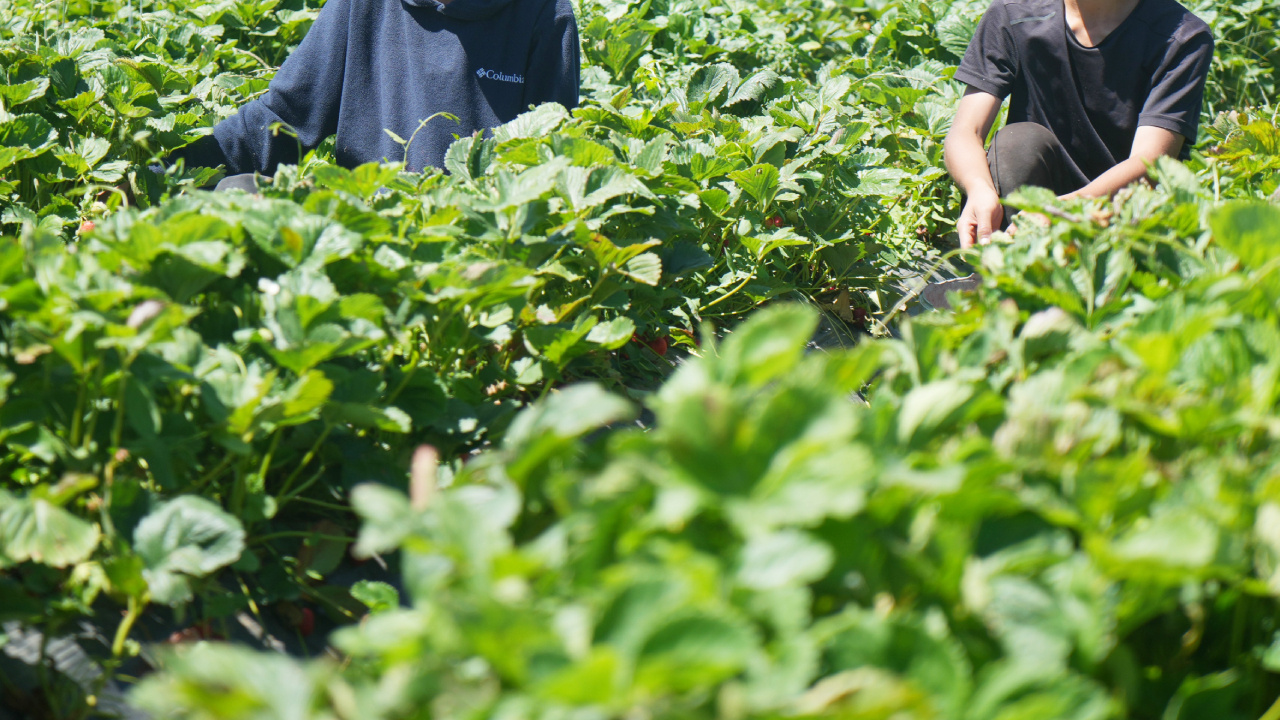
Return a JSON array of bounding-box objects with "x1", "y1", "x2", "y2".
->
[
  {"x1": 704, "y1": 272, "x2": 755, "y2": 310},
  {"x1": 110, "y1": 361, "x2": 130, "y2": 451},
  {"x1": 277, "y1": 425, "x2": 332, "y2": 499},
  {"x1": 386, "y1": 348, "x2": 422, "y2": 404},
  {"x1": 275, "y1": 466, "x2": 326, "y2": 512},
  {"x1": 192, "y1": 454, "x2": 235, "y2": 491},
  {"x1": 257, "y1": 430, "x2": 282, "y2": 482},
  {"x1": 111, "y1": 596, "x2": 143, "y2": 659},
  {"x1": 69, "y1": 373, "x2": 88, "y2": 448},
  {"x1": 81, "y1": 361, "x2": 106, "y2": 452},
  {"x1": 284, "y1": 495, "x2": 350, "y2": 512}
]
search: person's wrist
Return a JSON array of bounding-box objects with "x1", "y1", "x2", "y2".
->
[{"x1": 970, "y1": 187, "x2": 999, "y2": 207}]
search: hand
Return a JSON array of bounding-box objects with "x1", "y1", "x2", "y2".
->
[{"x1": 957, "y1": 191, "x2": 1003, "y2": 249}]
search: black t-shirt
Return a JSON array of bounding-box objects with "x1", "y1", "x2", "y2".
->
[{"x1": 955, "y1": 0, "x2": 1214, "y2": 183}]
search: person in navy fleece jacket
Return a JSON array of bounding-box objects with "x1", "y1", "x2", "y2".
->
[{"x1": 169, "y1": 0, "x2": 580, "y2": 177}]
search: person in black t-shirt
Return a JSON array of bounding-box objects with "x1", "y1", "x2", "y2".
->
[{"x1": 943, "y1": 0, "x2": 1214, "y2": 249}]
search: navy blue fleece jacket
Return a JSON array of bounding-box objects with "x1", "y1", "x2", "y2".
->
[{"x1": 170, "y1": 0, "x2": 579, "y2": 174}]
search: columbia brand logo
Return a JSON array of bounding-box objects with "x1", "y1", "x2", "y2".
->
[{"x1": 475, "y1": 68, "x2": 525, "y2": 84}]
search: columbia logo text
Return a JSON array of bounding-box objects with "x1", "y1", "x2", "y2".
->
[{"x1": 475, "y1": 68, "x2": 525, "y2": 84}]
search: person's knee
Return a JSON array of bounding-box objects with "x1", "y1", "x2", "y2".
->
[
  {"x1": 992, "y1": 122, "x2": 1058, "y2": 158},
  {"x1": 214, "y1": 173, "x2": 261, "y2": 194},
  {"x1": 988, "y1": 122, "x2": 1066, "y2": 197}
]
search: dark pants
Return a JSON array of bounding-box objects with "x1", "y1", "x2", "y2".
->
[{"x1": 987, "y1": 122, "x2": 1087, "y2": 201}]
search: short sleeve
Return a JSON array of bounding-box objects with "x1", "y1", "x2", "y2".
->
[
  {"x1": 953, "y1": 1, "x2": 1020, "y2": 99},
  {"x1": 1138, "y1": 28, "x2": 1214, "y2": 143}
]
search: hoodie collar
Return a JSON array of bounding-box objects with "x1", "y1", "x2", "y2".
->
[{"x1": 401, "y1": 0, "x2": 516, "y2": 20}]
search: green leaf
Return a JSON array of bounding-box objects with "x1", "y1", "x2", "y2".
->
[
  {"x1": 637, "y1": 612, "x2": 757, "y2": 690},
  {"x1": 323, "y1": 402, "x2": 412, "y2": 432},
  {"x1": 897, "y1": 379, "x2": 976, "y2": 446},
  {"x1": 523, "y1": 315, "x2": 599, "y2": 365},
  {"x1": 1109, "y1": 509, "x2": 1218, "y2": 571},
  {"x1": 494, "y1": 103, "x2": 570, "y2": 144},
  {"x1": 559, "y1": 165, "x2": 655, "y2": 212},
  {"x1": 633, "y1": 136, "x2": 669, "y2": 176},
  {"x1": 278, "y1": 370, "x2": 334, "y2": 424},
  {"x1": 504, "y1": 383, "x2": 635, "y2": 452},
  {"x1": 740, "y1": 230, "x2": 808, "y2": 261},
  {"x1": 0, "y1": 78, "x2": 50, "y2": 107},
  {"x1": 351, "y1": 484, "x2": 416, "y2": 558},
  {"x1": 1210, "y1": 201, "x2": 1280, "y2": 269},
  {"x1": 596, "y1": 19, "x2": 653, "y2": 77},
  {"x1": 134, "y1": 497, "x2": 246, "y2": 605},
  {"x1": 846, "y1": 167, "x2": 911, "y2": 198},
  {"x1": 444, "y1": 132, "x2": 495, "y2": 184},
  {"x1": 728, "y1": 163, "x2": 781, "y2": 210},
  {"x1": 0, "y1": 113, "x2": 58, "y2": 151},
  {"x1": 0, "y1": 492, "x2": 100, "y2": 568},
  {"x1": 716, "y1": 304, "x2": 819, "y2": 386},
  {"x1": 585, "y1": 317, "x2": 637, "y2": 349},
  {"x1": 686, "y1": 63, "x2": 738, "y2": 113},
  {"x1": 130, "y1": 643, "x2": 321, "y2": 720},
  {"x1": 726, "y1": 69, "x2": 780, "y2": 107},
  {"x1": 737, "y1": 530, "x2": 834, "y2": 589},
  {"x1": 621, "y1": 252, "x2": 662, "y2": 285},
  {"x1": 0, "y1": 114, "x2": 58, "y2": 171},
  {"x1": 351, "y1": 580, "x2": 400, "y2": 614}
]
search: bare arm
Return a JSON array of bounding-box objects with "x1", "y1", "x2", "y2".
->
[
  {"x1": 1063, "y1": 126, "x2": 1185, "y2": 200},
  {"x1": 944, "y1": 89, "x2": 1004, "y2": 249}
]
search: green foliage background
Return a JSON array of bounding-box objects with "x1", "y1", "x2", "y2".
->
[{"x1": 2, "y1": 0, "x2": 1280, "y2": 717}]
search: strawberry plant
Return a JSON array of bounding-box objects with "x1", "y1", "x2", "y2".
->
[{"x1": 2, "y1": 0, "x2": 1280, "y2": 717}]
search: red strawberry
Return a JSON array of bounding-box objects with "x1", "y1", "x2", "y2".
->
[
  {"x1": 646, "y1": 336, "x2": 669, "y2": 356},
  {"x1": 766, "y1": 215, "x2": 783, "y2": 228},
  {"x1": 298, "y1": 607, "x2": 315, "y2": 637},
  {"x1": 78, "y1": 220, "x2": 95, "y2": 236}
]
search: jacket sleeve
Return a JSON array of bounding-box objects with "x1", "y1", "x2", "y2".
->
[
  {"x1": 521, "y1": 0, "x2": 580, "y2": 111},
  {"x1": 177, "y1": 0, "x2": 352, "y2": 175}
]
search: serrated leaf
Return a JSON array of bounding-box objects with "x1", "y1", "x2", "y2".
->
[
  {"x1": 586, "y1": 317, "x2": 636, "y2": 348},
  {"x1": 726, "y1": 69, "x2": 780, "y2": 107},
  {"x1": 351, "y1": 580, "x2": 400, "y2": 614},
  {"x1": 737, "y1": 530, "x2": 834, "y2": 589},
  {"x1": 846, "y1": 167, "x2": 911, "y2": 198},
  {"x1": 729, "y1": 163, "x2": 780, "y2": 210},
  {"x1": 134, "y1": 497, "x2": 245, "y2": 605},
  {"x1": 897, "y1": 379, "x2": 976, "y2": 446},
  {"x1": 494, "y1": 103, "x2": 570, "y2": 144},
  {"x1": 621, "y1": 252, "x2": 662, "y2": 285},
  {"x1": 0, "y1": 78, "x2": 50, "y2": 107},
  {"x1": 351, "y1": 484, "x2": 415, "y2": 558},
  {"x1": 1210, "y1": 201, "x2": 1280, "y2": 269},
  {"x1": 686, "y1": 64, "x2": 738, "y2": 113},
  {"x1": 0, "y1": 492, "x2": 100, "y2": 568},
  {"x1": 444, "y1": 133, "x2": 495, "y2": 184}
]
